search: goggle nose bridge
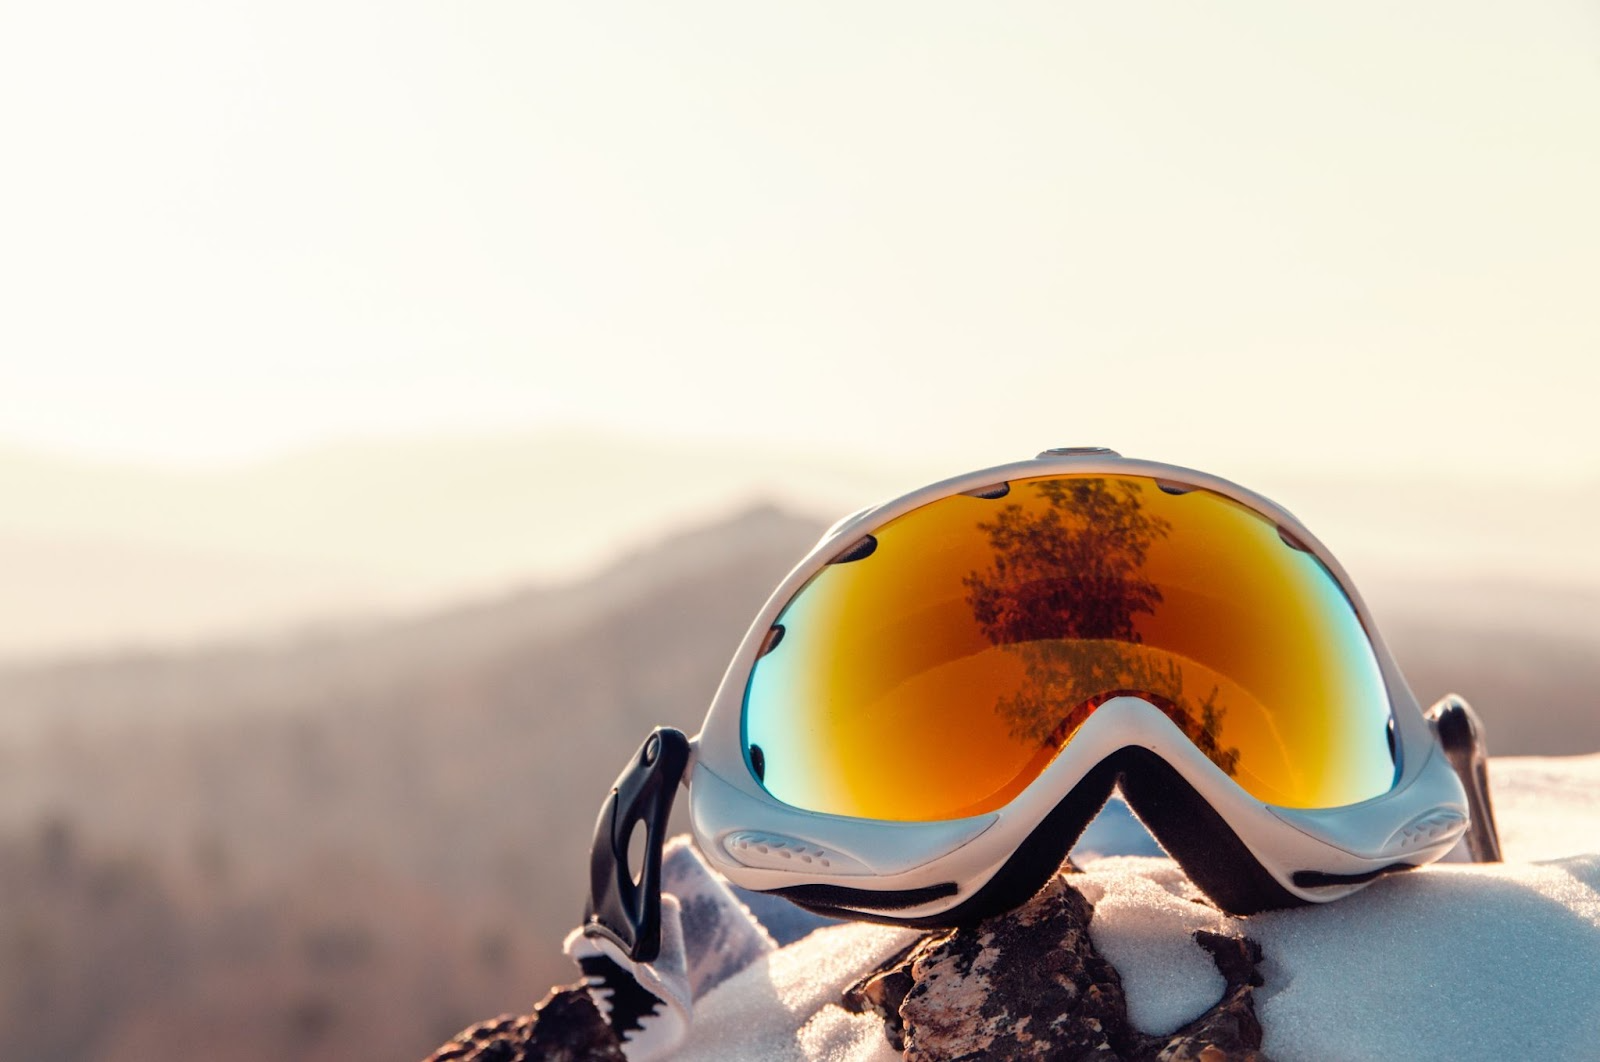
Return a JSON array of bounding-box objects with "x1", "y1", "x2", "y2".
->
[{"x1": 770, "y1": 738, "x2": 1306, "y2": 928}]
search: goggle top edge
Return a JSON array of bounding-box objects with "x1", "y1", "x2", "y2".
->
[{"x1": 809, "y1": 455, "x2": 1327, "y2": 586}]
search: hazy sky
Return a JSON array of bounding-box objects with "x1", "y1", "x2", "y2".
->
[{"x1": 2, "y1": 1, "x2": 1597, "y2": 477}]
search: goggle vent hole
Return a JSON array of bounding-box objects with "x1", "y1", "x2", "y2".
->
[{"x1": 831, "y1": 535, "x2": 878, "y2": 564}]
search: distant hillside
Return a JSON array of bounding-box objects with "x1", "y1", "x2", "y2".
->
[
  {"x1": 0, "y1": 502, "x2": 1593, "y2": 1061},
  {"x1": 0, "y1": 504, "x2": 824, "y2": 1062},
  {"x1": 1376, "y1": 577, "x2": 1600, "y2": 757}
]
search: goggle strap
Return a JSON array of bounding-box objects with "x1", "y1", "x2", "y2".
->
[
  {"x1": 581, "y1": 727, "x2": 691, "y2": 962},
  {"x1": 1427, "y1": 695, "x2": 1503, "y2": 863}
]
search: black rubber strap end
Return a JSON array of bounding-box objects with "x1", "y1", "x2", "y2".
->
[{"x1": 581, "y1": 727, "x2": 691, "y2": 962}]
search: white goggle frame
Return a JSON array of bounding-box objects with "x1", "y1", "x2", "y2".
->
[{"x1": 683, "y1": 450, "x2": 1475, "y2": 922}]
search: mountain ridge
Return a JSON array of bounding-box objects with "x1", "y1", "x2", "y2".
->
[{"x1": 4, "y1": 432, "x2": 1598, "y2": 660}]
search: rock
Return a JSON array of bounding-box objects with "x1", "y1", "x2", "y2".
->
[
  {"x1": 423, "y1": 983, "x2": 625, "y2": 1062},
  {"x1": 1153, "y1": 933, "x2": 1267, "y2": 1062},
  {"x1": 428, "y1": 872, "x2": 1269, "y2": 1062},
  {"x1": 838, "y1": 940, "x2": 921, "y2": 1052},
  {"x1": 842, "y1": 874, "x2": 1272, "y2": 1062}
]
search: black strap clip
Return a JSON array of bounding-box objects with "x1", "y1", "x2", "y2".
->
[
  {"x1": 581, "y1": 727, "x2": 691, "y2": 962},
  {"x1": 1427, "y1": 694, "x2": 1503, "y2": 863}
]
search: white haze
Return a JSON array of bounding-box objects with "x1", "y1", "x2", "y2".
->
[
  {"x1": 1, "y1": 0, "x2": 1598, "y2": 477},
  {"x1": 1, "y1": 432, "x2": 1595, "y2": 661}
]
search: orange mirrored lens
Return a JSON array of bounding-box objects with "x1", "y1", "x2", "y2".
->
[{"x1": 742, "y1": 475, "x2": 1396, "y2": 820}]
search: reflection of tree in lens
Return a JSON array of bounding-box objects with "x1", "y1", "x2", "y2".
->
[{"x1": 962, "y1": 478, "x2": 1240, "y2": 776}]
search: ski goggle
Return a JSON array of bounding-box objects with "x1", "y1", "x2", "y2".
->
[
  {"x1": 744, "y1": 469, "x2": 1397, "y2": 821},
  {"x1": 572, "y1": 450, "x2": 1500, "y2": 1050}
]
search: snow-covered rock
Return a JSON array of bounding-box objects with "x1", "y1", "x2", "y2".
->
[
  {"x1": 427, "y1": 753, "x2": 1600, "y2": 1062},
  {"x1": 839, "y1": 874, "x2": 1269, "y2": 1061}
]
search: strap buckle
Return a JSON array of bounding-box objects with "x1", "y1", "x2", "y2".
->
[
  {"x1": 582, "y1": 727, "x2": 691, "y2": 961},
  {"x1": 1427, "y1": 695, "x2": 1503, "y2": 863}
]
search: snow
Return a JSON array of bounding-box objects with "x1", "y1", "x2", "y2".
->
[
  {"x1": 1255, "y1": 856, "x2": 1600, "y2": 1059},
  {"x1": 669, "y1": 753, "x2": 1600, "y2": 1061},
  {"x1": 1072, "y1": 863, "x2": 1231, "y2": 1035},
  {"x1": 673, "y1": 919, "x2": 915, "y2": 1062},
  {"x1": 1079, "y1": 853, "x2": 1600, "y2": 1059}
]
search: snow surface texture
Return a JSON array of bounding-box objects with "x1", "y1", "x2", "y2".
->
[{"x1": 673, "y1": 753, "x2": 1600, "y2": 1062}]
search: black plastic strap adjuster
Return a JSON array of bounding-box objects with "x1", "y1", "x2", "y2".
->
[
  {"x1": 1427, "y1": 694, "x2": 1503, "y2": 863},
  {"x1": 581, "y1": 727, "x2": 691, "y2": 962}
]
